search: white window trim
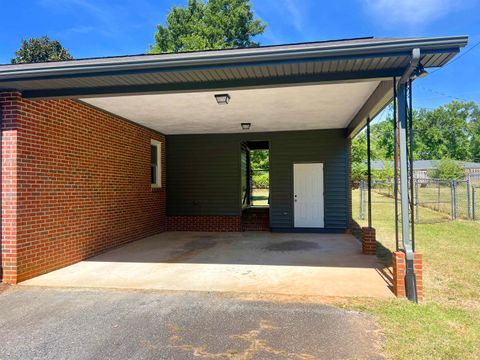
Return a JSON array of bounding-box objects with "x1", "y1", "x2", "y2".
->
[{"x1": 151, "y1": 139, "x2": 162, "y2": 188}]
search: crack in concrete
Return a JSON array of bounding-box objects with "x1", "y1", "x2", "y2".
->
[{"x1": 169, "y1": 320, "x2": 317, "y2": 360}]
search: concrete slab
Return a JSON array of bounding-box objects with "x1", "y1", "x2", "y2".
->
[{"x1": 21, "y1": 232, "x2": 393, "y2": 298}]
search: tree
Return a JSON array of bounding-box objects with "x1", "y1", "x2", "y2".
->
[
  {"x1": 149, "y1": 0, "x2": 266, "y2": 53},
  {"x1": 468, "y1": 105, "x2": 480, "y2": 162},
  {"x1": 351, "y1": 162, "x2": 367, "y2": 183},
  {"x1": 427, "y1": 158, "x2": 465, "y2": 180},
  {"x1": 353, "y1": 101, "x2": 480, "y2": 164},
  {"x1": 251, "y1": 149, "x2": 269, "y2": 189},
  {"x1": 11, "y1": 36, "x2": 73, "y2": 64},
  {"x1": 414, "y1": 101, "x2": 475, "y2": 161}
]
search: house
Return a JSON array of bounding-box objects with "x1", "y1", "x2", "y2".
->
[
  {"x1": 371, "y1": 159, "x2": 480, "y2": 181},
  {"x1": 0, "y1": 36, "x2": 468, "y2": 295}
]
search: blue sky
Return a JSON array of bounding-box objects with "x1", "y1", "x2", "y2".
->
[{"x1": 1, "y1": 0, "x2": 479, "y2": 111}]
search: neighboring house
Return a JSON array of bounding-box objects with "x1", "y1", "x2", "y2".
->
[
  {"x1": 0, "y1": 36, "x2": 467, "y2": 284},
  {"x1": 371, "y1": 160, "x2": 480, "y2": 180}
]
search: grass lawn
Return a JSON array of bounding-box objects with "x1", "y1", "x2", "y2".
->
[
  {"x1": 252, "y1": 188, "x2": 269, "y2": 206},
  {"x1": 345, "y1": 189, "x2": 480, "y2": 359}
]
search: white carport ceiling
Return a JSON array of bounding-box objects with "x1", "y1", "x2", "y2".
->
[{"x1": 82, "y1": 81, "x2": 380, "y2": 134}]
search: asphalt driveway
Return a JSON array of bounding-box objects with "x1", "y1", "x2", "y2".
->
[{"x1": 0, "y1": 286, "x2": 384, "y2": 360}]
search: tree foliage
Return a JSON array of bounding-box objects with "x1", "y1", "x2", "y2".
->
[
  {"x1": 414, "y1": 101, "x2": 477, "y2": 160},
  {"x1": 351, "y1": 100, "x2": 480, "y2": 181},
  {"x1": 251, "y1": 150, "x2": 269, "y2": 188},
  {"x1": 352, "y1": 101, "x2": 480, "y2": 164},
  {"x1": 11, "y1": 36, "x2": 73, "y2": 64},
  {"x1": 149, "y1": 0, "x2": 266, "y2": 53}
]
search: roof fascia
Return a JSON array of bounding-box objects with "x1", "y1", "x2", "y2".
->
[
  {"x1": 0, "y1": 36, "x2": 468, "y2": 81},
  {"x1": 20, "y1": 70, "x2": 401, "y2": 100}
]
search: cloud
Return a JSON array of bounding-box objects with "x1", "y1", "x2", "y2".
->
[
  {"x1": 67, "y1": 25, "x2": 95, "y2": 34},
  {"x1": 37, "y1": 0, "x2": 160, "y2": 38},
  {"x1": 362, "y1": 0, "x2": 462, "y2": 28},
  {"x1": 284, "y1": 0, "x2": 304, "y2": 32}
]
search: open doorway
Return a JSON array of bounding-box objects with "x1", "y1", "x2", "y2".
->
[
  {"x1": 251, "y1": 149, "x2": 269, "y2": 207},
  {"x1": 241, "y1": 141, "x2": 270, "y2": 231},
  {"x1": 241, "y1": 141, "x2": 270, "y2": 207}
]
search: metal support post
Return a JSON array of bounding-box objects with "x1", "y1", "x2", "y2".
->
[
  {"x1": 408, "y1": 80, "x2": 415, "y2": 251},
  {"x1": 473, "y1": 186, "x2": 476, "y2": 220},
  {"x1": 367, "y1": 117, "x2": 372, "y2": 228},
  {"x1": 393, "y1": 77, "x2": 399, "y2": 251},
  {"x1": 415, "y1": 179, "x2": 420, "y2": 224},
  {"x1": 467, "y1": 177, "x2": 471, "y2": 220},
  {"x1": 359, "y1": 181, "x2": 364, "y2": 220},
  {"x1": 454, "y1": 180, "x2": 457, "y2": 219}
]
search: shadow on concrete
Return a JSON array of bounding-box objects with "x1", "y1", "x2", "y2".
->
[{"x1": 83, "y1": 232, "x2": 387, "y2": 269}]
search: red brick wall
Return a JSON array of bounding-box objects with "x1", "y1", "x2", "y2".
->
[
  {"x1": 166, "y1": 216, "x2": 241, "y2": 232},
  {"x1": 1, "y1": 92, "x2": 166, "y2": 283},
  {"x1": 361, "y1": 227, "x2": 376, "y2": 255}
]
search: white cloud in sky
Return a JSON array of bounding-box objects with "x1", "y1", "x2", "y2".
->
[
  {"x1": 284, "y1": 0, "x2": 304, "y2": 32},
  {"x1": 362, "y1": 0, "x2": 463, "y2": 27}
]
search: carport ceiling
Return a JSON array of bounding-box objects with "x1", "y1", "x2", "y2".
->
[{"x1": 81, "y1": 81, "x2": 380, "y2": 134}]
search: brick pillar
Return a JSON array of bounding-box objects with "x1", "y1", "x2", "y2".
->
[
  {"x1": 392, "y1": 251, "x2": 423, "y2": 302},
  {"x1": 361, "y1": 227, "x2": 376, "y2": 255}
]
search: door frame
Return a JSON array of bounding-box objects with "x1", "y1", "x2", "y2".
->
[{"x1": 292, "y1": 162, "x2": 325, "y2": 228}]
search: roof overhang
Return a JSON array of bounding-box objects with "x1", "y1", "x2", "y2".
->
[{"x1": 0, "y1": 36, "x2": 468, "y2": 136}]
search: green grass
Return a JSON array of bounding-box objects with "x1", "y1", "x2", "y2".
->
[
  {"x1": 252, "y1": 188, "x2": 269, "y2": 206},
  {"x1": 347, "y1": 189, "x2": 480, "y2": 359}
]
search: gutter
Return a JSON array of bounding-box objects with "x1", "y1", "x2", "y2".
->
[
  {"x1": 398, "y1": 48, "x2": 421, "y2": 85},
  {"x1": 397, "y1": 48, "x2": 420, "y2": 302}
]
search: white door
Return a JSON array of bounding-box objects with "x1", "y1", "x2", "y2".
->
[{"x1": 294, "y1": 163, "x2": 324, "y2": 228}]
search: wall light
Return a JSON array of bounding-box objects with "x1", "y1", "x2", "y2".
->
[
  {"x1": 241, "y1": 122, "x2": 251, "y2": 130},
  {"x1": 413, "y1": 63, "x2": 428, "y2": 78},
  {"x1": 215, "y1": 93, "x2": 231, "y2": 105}
]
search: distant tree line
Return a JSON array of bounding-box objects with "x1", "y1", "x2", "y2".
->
[{"x1": 352, "y1": 101, "x2": 480, "y2": 181}]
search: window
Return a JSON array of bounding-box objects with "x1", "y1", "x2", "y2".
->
[{"x1": 150, "y1": 140, "x2": 162, "y2": 187}]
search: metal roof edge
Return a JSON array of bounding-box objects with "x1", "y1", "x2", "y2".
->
[{"x1": 0, "y1": 36, "x2": 468, "y2": 81}]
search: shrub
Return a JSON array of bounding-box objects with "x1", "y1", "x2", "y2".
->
[
  {"x1": 352, "y1": 162, "x2": 367, "y2": 183},
  {"x1": 427, "y1": 158, "x2": 465, "y2": 180},
  {"x1": 252, "y1": 173, "x2": 269, "y2": 189}
]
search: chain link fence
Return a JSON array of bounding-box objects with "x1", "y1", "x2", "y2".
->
[{"x1": 358, "y1": 178, "x2": 479, "y2": 223}]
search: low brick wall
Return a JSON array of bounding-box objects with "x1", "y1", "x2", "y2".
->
[
  {"x1": 361, "y1": 227, "x2": 376, "y2": 255},
  {"x1": 392, "y1": 251, "x2": 423, "y2": 302},
  {"x1": 166, "y1": 216, "x2": 241, "y2": 232}
]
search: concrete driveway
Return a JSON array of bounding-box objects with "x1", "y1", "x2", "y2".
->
[
  {"x1": 0, "y1": 287, "x2": 384, "y2": 359},
  {"x1": 21, "y1": 232, "x2": 392, "y2": 298}
]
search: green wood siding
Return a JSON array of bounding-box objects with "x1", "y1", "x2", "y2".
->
[{"x1": 166, "y1": 129, "x2": 348, "y2": 230}]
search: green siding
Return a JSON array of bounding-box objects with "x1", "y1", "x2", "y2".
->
[{"x1": 166, "y1": 129, "x2": 348, "y2": 230}]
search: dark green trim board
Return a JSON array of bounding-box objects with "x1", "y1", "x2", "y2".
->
[
  {"x1": 166, "y1": 129, "x2": 349, "y2": 230},
  {"x1": 346, "y1": 80, "x2": 394, "y2": 138}
]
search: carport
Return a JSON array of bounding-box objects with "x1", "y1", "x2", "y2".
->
[{"x1": 0, "y1": 36, "x2": 468, "y2": 299}]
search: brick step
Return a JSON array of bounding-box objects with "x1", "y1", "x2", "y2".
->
[{"x1": 241, "y1": 208, "x2": 270, "y2": 231}]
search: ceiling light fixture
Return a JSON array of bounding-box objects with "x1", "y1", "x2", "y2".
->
[
  {"x1": 241, "y1": 122, "x2": 251, "y2": 130},
  {"x1": 413, "y1": 63, "x2": 428, "y2": 79},
  {"x1": 215, "y1": 93, "x2": 231, "y2": 105}
]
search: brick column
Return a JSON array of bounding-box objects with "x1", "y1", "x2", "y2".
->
[
  {"x1": 361, "y1": 227, "x2": 376, "y2": 255},
  {"x1": 392, "y1": 251, "x2": 423, "y2": 302}
]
